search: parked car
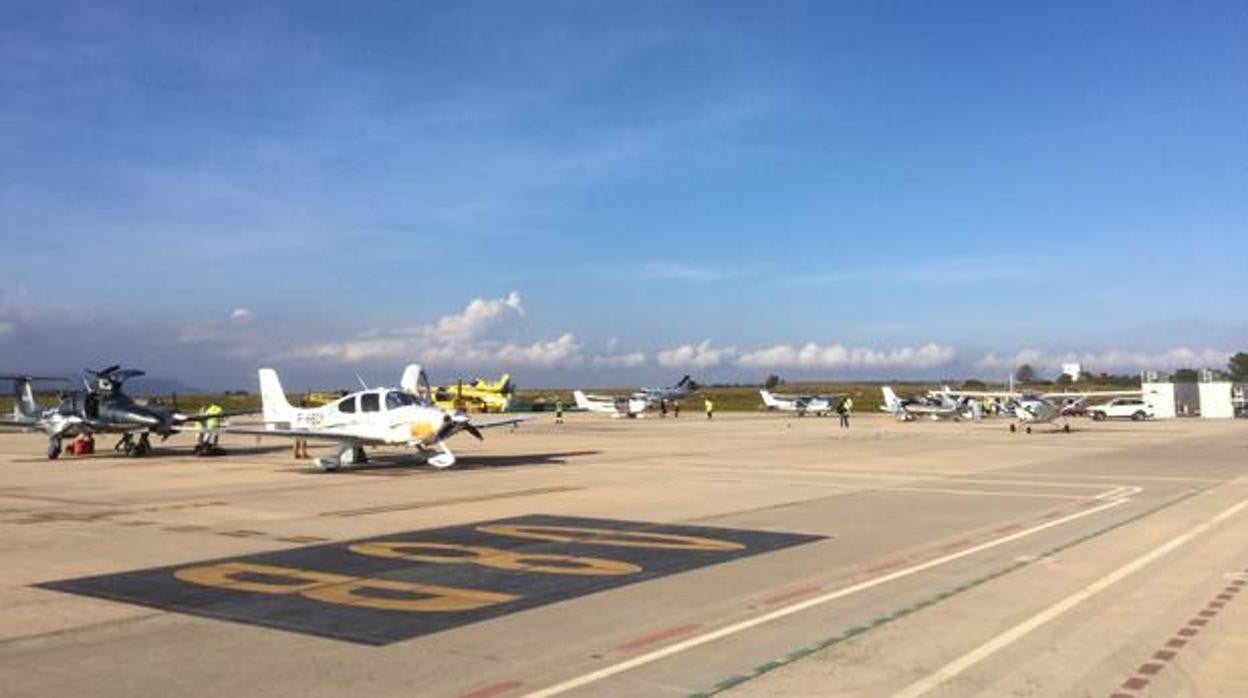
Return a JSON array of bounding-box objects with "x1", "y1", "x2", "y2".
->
[{"x1": 1087, "y1": 397, "x2": 1153, "y2": 421}]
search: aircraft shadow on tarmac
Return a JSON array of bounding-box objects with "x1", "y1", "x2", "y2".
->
[
  {"x1": 291, "y1": 450, "x2": 601, "y2": 476},
  {"x1": 13, "y1": 443, "x2": 293, "y2": 464}
]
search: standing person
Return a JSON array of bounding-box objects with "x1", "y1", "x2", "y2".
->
[
  {"x1": 198, "y1": 402, "x2": 224, "y2": 454},
  {"x1": 673, "y1": 400, "x2": 681, "y2": 418},
  {"x1": 839, "y1": 396, "x2": 853, "y2": 429},
  {"x1": 704, "y1": 397, "x2": 714, "y2": 420},
  {"x1": 555, "y1": 399, "x2": 564, "y2": 425},
  {"x1": 660, "y1": 399, "x2": 668, "y2": 418}
]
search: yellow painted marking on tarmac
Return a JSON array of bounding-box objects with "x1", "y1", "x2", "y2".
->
[
  {"x1": 175, "y1": 561, "x2": 516, "y2": 612},
  {"x1": 304, "y1": 578, "x2": 516, "y2": 612},
  {"x1": 175, "y1": 562, "x2": 345, "y2": 594},
  {"x1": 892, "y1": 494, "x2": 1248, "y2": 698},
  {"x1": 350, "y1": 541, "x2": 640, "y2": 576},
  {"x1": 477, "y1": 524, "x2": 745, "y2": 551}
]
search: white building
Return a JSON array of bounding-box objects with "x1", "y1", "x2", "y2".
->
[{"x1": 1061, "y1": 362, "x2": 1083, "y2": 382}]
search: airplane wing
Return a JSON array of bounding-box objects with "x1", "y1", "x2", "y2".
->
[
  {"x1": 469, "y1": 415, "x2": 530, "y2": 430},
  {"x1": 223, "y1": 424, "x2": 383, "y2": 444},
  {"x1": 0, "y1": 417, "x2": 40, "y2": 428},
  {"x1": 175, "y1": 410, "x2": 253, "y2": 423},
  {"x1": 1040, "y1": 390, "x2": 1142, "y2": 400}
]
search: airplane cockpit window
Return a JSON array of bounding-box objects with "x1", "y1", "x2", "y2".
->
[
  {"x1": 338, "y1": 397, "x2": 356, "y2": 413},
  {"x1": 386, "y1": 391, "x2": 416, "y2": 410},
  {"x1": 361, "y1": 392, "x2": 380, "y2": 413}
]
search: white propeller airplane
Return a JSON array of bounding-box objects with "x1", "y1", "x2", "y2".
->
[
  {"x1": 632, "y1": 375, "x2": 697, "y2": 405},
  {"x1": 228, "y1": 365, "x2": 525, "y2": 471},
  {"x1": 930, "y1": 386, "x2": 1142, "y2": 433},
  {"x1": 880, "y1": 386, "x2": 968, "y2": 421},
  {"x1": 573, "y1": 390, "x2": 648, "y2": 418},
  {"x1": 760, "y1": 390, "x2": 842, "y2": 417}
]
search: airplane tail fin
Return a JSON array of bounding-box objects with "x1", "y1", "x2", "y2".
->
[
  {"x1": 573, "y1": 390, "x2": 592, "y2": 409},
  {"x1": 258, "y1": 368, "x2": 297, "y2": 424},
  {"x1": 400, "y1": 363, "x2": 431, "y2": 401},
  {"x1": 760, "y1": 390, "x2": 780, "y2": 408},
  {"x1": 881, "y1": 386, "x2": 902, "y2": 412},
  {"x1": 678, "y1": 375, "x2": 691, "y2": 388},
  {"x1": 13, "y1": 378, "x2": 40, "y2": 420}
]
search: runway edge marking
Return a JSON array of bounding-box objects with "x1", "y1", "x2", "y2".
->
[
  {"x1": 893, "y1": 494, "x2": 1248, "y2": 698},
  {"x1": 521, "y1": 490, "x2": 1137, "y2": 698}
]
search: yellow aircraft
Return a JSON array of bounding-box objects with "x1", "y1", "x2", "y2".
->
[{"x1": 430, "y1": 374, "x2": 514, "y2": 413}]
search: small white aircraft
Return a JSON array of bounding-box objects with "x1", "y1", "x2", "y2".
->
[
  {"x1": 573, "y1": 390, "x2": 648, "y2": 418},
  {"x1": 880, "y1": 386, "x2": 968, "y2": 421},
  {"x1": 228, "y1": 365, "x2": 525, "y2": 471},
  {"x1": 760, "y1": 390, "x2": 842, "y2": 417},
  {"x1": 930, "y1": 387, "x2": 1142, "y2": 433},
  {"x1": 632, "y1": 375, "x2": 697, "y2": 405}
]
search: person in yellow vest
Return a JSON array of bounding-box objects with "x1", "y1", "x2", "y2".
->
[
  {"x1": 196, "y1": 403, "x2": 224, "y2": 454},
  {"x1": 704, "y1": 397, "x2": 714, "y2": 420}
]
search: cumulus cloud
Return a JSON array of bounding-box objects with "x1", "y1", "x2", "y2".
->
[
  {"x1": 432, "y1": 291, "x2": 523, "y2": 338},
  {"x1": 976, "y1": 347, "x2": 1232, "y2": 374},
  {"x1": 229, "y1": 308, "x2": 254, "y2": 323},
  {"x1": 736, "y1": 342, "x2": 956, "y2": 370},
  {"x1": 277, "y1": 292, "x2": 580, "y2": 369},
  {"x1": 657, "y1": 340, "x2": 734, "y2": 369},
  {"x1": 591, "y1": 351, "x2": 647, "y2": 368}
]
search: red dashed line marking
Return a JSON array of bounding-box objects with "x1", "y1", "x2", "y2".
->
[
  {"x1": 759, "y1": 585, "x2": 822, "y2": 606},
  {"x1": 1038, "y1": 510, "x2": 1064, "y2": 521},
  {"x1": 1110, "y1": 567, "x2": 1246, "y2": 697},
  {"x1": 458, "y1": 679, "x2": 522, "y2": 698},
  {"x1": 616, "y1": 623, "x2": 701, "y2": 652},
  {"x1": 995, "y1": 523, "x2": 1023, "y2": 534},
  {"x1": 940, "y1": 538, "x2": 972, "y2": 551},
  {"x1": 865, "y1": 558, "x2": 908, "y2": 574}
]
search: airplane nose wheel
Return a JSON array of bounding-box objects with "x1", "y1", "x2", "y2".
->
[
  {"x1": 1009, "y1": 423, "x2": 1016, "y2": 433},
  {"x1": 1025, "y1": 426, "x2": 1032, "y2": 434}
]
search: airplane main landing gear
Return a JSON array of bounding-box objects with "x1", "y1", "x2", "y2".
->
[
  {"x1": 315, "y1": 444, "x2": 367, "y2": 472},
  {"x1": 1009, "y1": 423, "x2": 1016, "y2": 433},
  {"x1": 117, "y1": 433, "x2": 152, "y2": 457},
  {"x1": 47, "y1": 436, "x2": 62, "y2": 460}
]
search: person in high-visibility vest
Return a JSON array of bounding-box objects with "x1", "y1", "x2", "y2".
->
[
  {"x1": 199, "y1": 403, "x2": 223, "y2": 450},
  {"x1": 704, "y1": 397, "x2": 714, "y2": 420}
]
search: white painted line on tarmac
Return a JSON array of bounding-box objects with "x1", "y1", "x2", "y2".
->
[
  {"x1": 522, "y1": 494, "x2": 1134, "y2": 698},
  {"x1": 892, "y1": 494, "x2": 1248, "y2": 698}
]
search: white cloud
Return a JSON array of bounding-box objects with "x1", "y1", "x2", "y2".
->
[
  {"x1": 229, "y1": 308, "x2": 254, "y2": 323},
  {"x1": 976, "y1": 347, "x2": 1232, "y2": 374},
  {"x1": 736, "y1": 342, "x2": 956, "y2": 370},
  {"x1": 591, "y1": 351, "x2": 647, "y2": 368},
  {"x1": 657, "y1": 340, "x2": 734, "y2": 369},
  {"x1": 276, "y1": 292, "x2": 582, "y2": 369},
  {"x1": 433, "y1": 291, "x2": 524, "y2": 339}
]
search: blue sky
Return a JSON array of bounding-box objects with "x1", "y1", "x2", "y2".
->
[{"x1": 2, "y1": 1, "x2": 1246, "y2": 389}]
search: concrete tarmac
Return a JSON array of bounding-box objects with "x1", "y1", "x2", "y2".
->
[{"x1": 1, "y1": 413, "x2": 1245, "y2": 697}]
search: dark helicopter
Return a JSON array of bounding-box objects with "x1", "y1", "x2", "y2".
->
[{"x1": 1, "y1": 365, "x2": 232, "y2": 459}]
